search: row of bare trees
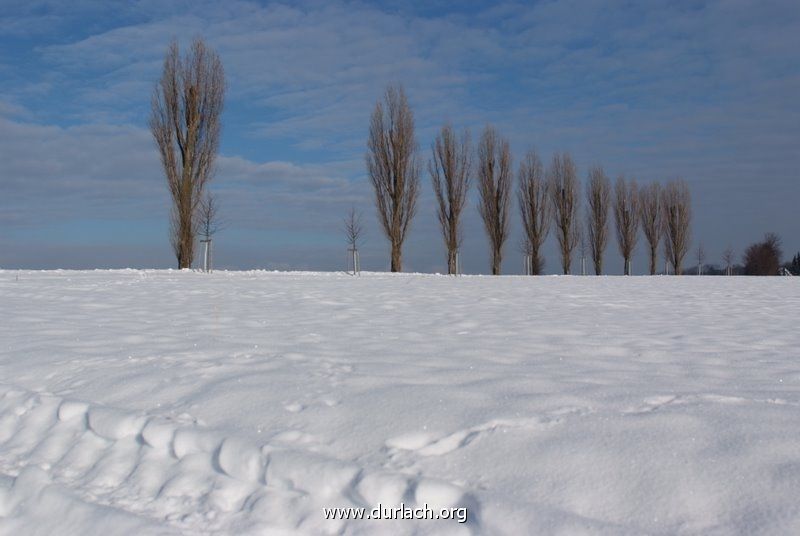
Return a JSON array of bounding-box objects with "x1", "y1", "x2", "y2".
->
[
  {"x1": 366, "y1": 84, "x2": 694, "y2": 275},
  {"x1": 585, "y1": 175, "x2": 693, "y2": 276},
  {"x1": 147, "y1": 43, "x2": 691, "y2": 276}
]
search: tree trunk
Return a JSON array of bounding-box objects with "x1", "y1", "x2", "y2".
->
[
  {"x1": 491, "y1": 249, "x2": 501, "y2": 275},
  {"x1": 178, "y1": 210, "x2": 193, "y2": 269},
  {"x1": 531, "y1": 248, "x2": 544, "y2": 276},
  {"x1": 649, "y1": 246, "x2": 657, "y2": 275},
  {"x1": 391, "y1": 241, "x2": 402, "y2": 272},
  {"x1": 594, "y1": 259, "x2": 602, "y2": 276},
  {"x1": 447, "y1": 249, "x2": 457, "y2": 275}
]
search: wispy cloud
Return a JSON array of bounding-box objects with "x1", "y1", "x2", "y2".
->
[{"x1": 1, "y1": 0, "x2": 798, "y2": 271}]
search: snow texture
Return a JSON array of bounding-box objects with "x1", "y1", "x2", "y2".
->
[{"x1": 0, "y1": 269, "x2": 799, "y2": 535}]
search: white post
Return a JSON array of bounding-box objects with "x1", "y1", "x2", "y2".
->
[
  {"x1": 348, "y1": 248, "x2": 360, "y2": 275},
  {"x1": 347, "y1": 248, "x2": 356, "y2": 275},
  {"x1": 200, "y1": 239, "x2": 211, "y2": 273}
]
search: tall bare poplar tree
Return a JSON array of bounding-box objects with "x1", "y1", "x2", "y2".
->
[
  {"x1": 366, "y1": 84, "x2": 420, "y2": 272},
  {"x1": 517, "y1": 149, "x2": 551, "y2": 275},
  {"x1": 614, "y1": 176, "x2": 640, "y2": 275},
  {"x1": 639, "y1": 182, "x2": 663, "y2": 275},
  {"x1": 548, "y1": 152, "x2": 580, "y2": 274},
  {"x1": 429, "y1": 124, "x2": 471, "y2": 274},
  {"x1": 585, "y1": 166, "x2": 611, "y2": 275},
  {"x1": 150, "y1": 39, "x2": 225, "y2": 269},
  {"x1": 477, "y1": 126, "x2": 512, "y2": 275},
  {"x1": 662, "y1": 179, "x2": 692, "y2": 275}
]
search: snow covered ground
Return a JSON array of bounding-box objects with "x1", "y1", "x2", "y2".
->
[{"x1": 0, "y1": 270, "x2": 798, "y2": 535}]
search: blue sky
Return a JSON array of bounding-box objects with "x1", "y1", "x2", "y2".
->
[{"x1": 1, "y1": 0, "x2": 798, "y2": 273}]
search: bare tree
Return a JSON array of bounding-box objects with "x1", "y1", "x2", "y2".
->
[
  {"x1": 429, "y1": 124, "x2": 471, "y2": 274},
  {"x1": 614, "y1": 176, "x2": 640, "y2": 275},
  {"x1": 722, "y1": 246, "x2": 735, "y2": 276},
  {"x1": 585, "y1": 166, "x2": 611, "y2": 275},
  {"x1": 343, "y1": 207, "x2": 364, "y2": 275},
  {"x1": 197, "y1": 192, "x2": 222, "y2": 241},
  {"x1": 517, "y1": 149, "x2": 551, "y2": 275},
  {"x1": 662, "y1": 179, "x2": 692, "y2": 275},
  {"x1": 548, "y1": 153, "x2": 580, "y2": 274},
  {"x1": 343, "y1": 207, "x2": 364, "y2": 250},
  {"x1": 477, "y1": 126, "x2": 512, "y2": 275},
  {"x1": 639, "y1": 182, "x2": 663, "y2": 275},
  {"x1": 150, "y1": 39, "x2": 225, "y2": 269},
  {"x1": 696, "y1": 242, "x2": 706, "y2": 275},
  {"x1": 196, "y1": 192, "x2": 222, "y2": 273},
  {"x1": 366, "y1": 84, "x2": 420, "y2": 272}
]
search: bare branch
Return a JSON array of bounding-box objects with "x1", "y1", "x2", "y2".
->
[
  {"x1": 343, "y1": 207, "x2": 364, "y2": 250},
  {"x1": 196, "y1": 191, "x2": 222, "y2": 240}
]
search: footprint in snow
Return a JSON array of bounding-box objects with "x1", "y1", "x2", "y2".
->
[
  {"x1": 386, "y1": 416, "x2": 553, "y2": 457},
  {"x1": 622, "y1": 395, "x2": 680, "y2": 414}
]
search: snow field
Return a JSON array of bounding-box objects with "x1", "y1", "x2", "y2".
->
[{"x1": 0, "y1": 270, "x2": 799, "y2": 534}]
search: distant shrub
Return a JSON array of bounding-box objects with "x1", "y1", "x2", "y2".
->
[{"x1": 743, "y1": 233, "x2": 782, "y2": 276}]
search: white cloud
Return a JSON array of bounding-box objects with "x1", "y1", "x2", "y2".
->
[{"x1": 1, "y1": 0, "x2": 798, "y2": 269}]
